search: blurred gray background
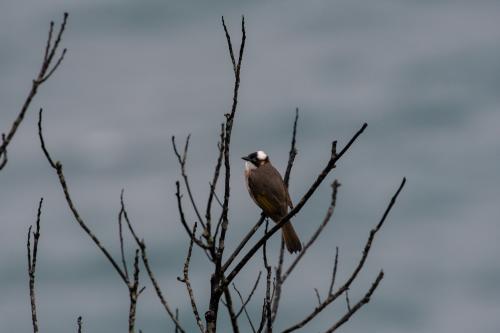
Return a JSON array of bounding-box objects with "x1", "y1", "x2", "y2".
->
[{"x1": 1, "y1": 0, "x2": 499, "y2": 332}]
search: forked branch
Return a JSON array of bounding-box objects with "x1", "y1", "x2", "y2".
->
[
  {"x1": 282, "y1": 177, "x2": 406, "y2": 332},
  {"x1": 120, "y1": 192, "x2": 186, "y2": 332},
  {"x1": 0, "y1": 13, "x2": 68, "y2": 170},
  {"x1": 272, "y1": 180, "x2": 340, "y2": 322}
]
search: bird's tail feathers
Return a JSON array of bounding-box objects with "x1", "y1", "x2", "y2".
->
[{"x1": 282, "y1": 222, "x2": 302, "y2": 254}]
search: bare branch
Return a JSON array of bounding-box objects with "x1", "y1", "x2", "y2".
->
[
  {"x1": 119, "y1": 189, "x2": 130, "y2": 280},
  {"x1": 128, "y1": 249, "x2": 141, "y2": 333},
  {"x1": 216, "y1": 14, "x2": 246, "y2": 258},
  {"x1": 0, "y1": 134, "x2": 7, "y2": 169},
  {"x1": 224, "y1": 123, "x2": 368, "y2": 289},
  {"x1": 38, "y1": 108, "x2": 57, "y2": 169},
  {"x1": 328, "y1": 247, "x2": 339, "y2": 296},
  {"x1": 120, "y1": 192, "x2": 186, "y2": 333},
  {"x1": 77, "y1": 316, "x2": 82, "y2": 333},
  {"x1": 205, "y1": 124, "x2": 225, "y2": 247},
  {"x1": 256, "y1": 299, "x2": 267, "y2": 333},
  {"x1": 235, "y1": 271, "x2": 262, "y2": 319},
  {"x1": 282, "y1": 178, "x2": 406, "y2": 332},
  {"x1": 39, "y1": 13, "x2": 68, "y2": 79},
  {"x1": 178, "y1": 223, "x2": 204, "y2": 333},
  {"x1": 43, "y1": 20, "x2": 54, "y2": 62},
  {"x1": 140, "y1": 243, "x2": 186, "y2": 332},
  {"x1": 36, "y1": 48, "x2": 67, "y2": 84},
  {"x1": 172, "y1": 135, "x2": 206, "y2": 231},
  {"x1": 271, "y1": 109, "x2": 300, "y2": 322},
  {"x1": 222, "y1": 214, "x2": 266, "y2": 272},
  {"x1": 223, "y1": 288, "x2": 241, "y2": 333},
  {"x1": 314, "y1": 288, "x2": 322, "y2": 306},
  {"x1": 221, "y1": 17, "x2": 236, "y2": 74},
  {"x1": 38, "y1": 108, "x2": 128, "y2": 284},
  {"x1": 175, "y1": 181, "x2": 212, "y2": 261},
  {"x1": 263, "y1": 221, "x2": 273, "y2": 333},
  {"x1": 282, "y1": 180, "x2": 340, "y2": 283},
  {"x1": 175, "y1": 309, "x2": 180, "y2": 333},
  {"x1": 271, "y1": 238, "x2": 285, "y2": 323},
  {"x1": 27, "y1": 198, "x2": 43, "y2": 333},
  {"x1": 0, "y1": 13, "x2": 68, "y2": 169},
  {"x1": 205, "y1": 16, "x2": 246, "y2": 332},
  {"x1": 233, "y1": 284, "x2": 256, "y2": 333},
  {"x1": 283, "y1": 108, "x2": 299, "y2": 187},
  {"x1": 323, "y1": 271, "x2": 384, "y2": 333},
  {"x1": 344, "y1": 289, "x2": 352, "y2": 312}
]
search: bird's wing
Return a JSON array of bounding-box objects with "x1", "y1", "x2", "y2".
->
[{"x1": 248, "y1": 163, "x2": 290, "y2": 220}]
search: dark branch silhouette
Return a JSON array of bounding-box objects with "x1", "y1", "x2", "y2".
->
[
  {"x1": 27, "y1": 198, "x2": 44, "y2": 333},
  {"x1": 23, "y1": 13, "x2": 406, "y2": 333},
  {"x1": 282, "y1": 178, "x2": 406, "y2": 332},
  {"x1": 0, "y1": 13, "x2": 68, "y2": 170},
  {"x1": 77, "y1": 316, "x2": 82, "y2": 333}
]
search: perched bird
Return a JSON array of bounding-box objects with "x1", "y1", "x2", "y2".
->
[{"x1": 242, "y1": 151, "x2": 302, "y2": 253}]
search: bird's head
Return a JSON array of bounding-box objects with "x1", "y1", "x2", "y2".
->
[{"x1": 242, "y1": 150, "x2": 269, "y2": 168}]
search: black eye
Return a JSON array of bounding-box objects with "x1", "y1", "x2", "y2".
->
[{"x1": 249, "y1": 152, "x2": 258, "y2": 160}]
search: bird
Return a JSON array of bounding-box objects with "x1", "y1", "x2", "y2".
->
[{"x1": 242, "y1": 150, "x2": 302, "y2": 253}]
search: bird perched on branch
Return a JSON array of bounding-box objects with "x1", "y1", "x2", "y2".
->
[{"x1": 242, "y1": 151, "x2": 302, "y2": 253}]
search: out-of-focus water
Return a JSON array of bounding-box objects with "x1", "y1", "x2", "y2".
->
[{"x1": 1, "y1": 1, "x2": 499, "y2": 332}]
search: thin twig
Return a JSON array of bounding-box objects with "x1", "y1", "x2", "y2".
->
[
  {"x1": 344, "y1": 289, "x2": 351, "y2": 312},
  {"x1": 235, "y1": 271, "x2": 262, "y2": 318},
  {"x1": 175, "y1": 309, "x2": 180, "y2": 333},
  {"x1": 43, "y1": 21, "x2": 54, "y2": 62},
  {"x1": 119, "y1": 190, "x2": 130, "y2": 280},
  {"x1": 27, "y1": 198, "x2": 43, "y2": 333},
  {"x1": 128, "y1": 249, "x2": 140, "y2": 333},
  {"x1": 328, "y1": 247, "x2": 339, "y2": 296},
  {"x1": 323, "y1": 271, "x2": 384, "y2": 333},
  {"x1": 175, "y1": 181, "x2": 211, "y2": 252},
  {"x1": 205, "y1": 124, "x2": 225, "y2": 248},
  {"x1": 233, "y1": 284, "x2": 256, "y2": 333},
  {"x1": 314, "y1": 288, "x2": 322, "y2": 306},
  {"x1": 178, "y1": 223, "x2": 204, "y2": 332},
  {"x1": 77, "y1": 316, "x2": 82, "y2": 333},
  {"x1": 221, "y1": 17, "x2": 236, "y2": 73},
  {"x1": 172, "y1": 135, "x2": 206, "y2": 231},
  {"x1": 36, "y1": 48, "x2": 67, "y2": 84},
  {"x1": 270, "y1": 238, "x2": 285, "y2": 324},
  {"x1": 0, "y1": 134, "x2": 7, "y2": 169},
  {"x1": 283, "y1": 108, "x2": 299, "y2": 186},
  {"x1": 223, "y1": 288, "x2": 241, "y2": 333}
]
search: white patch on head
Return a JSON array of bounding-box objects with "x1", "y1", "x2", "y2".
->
[{"x1": 256, "y1": 151, "x2": 268, "y2": 161}]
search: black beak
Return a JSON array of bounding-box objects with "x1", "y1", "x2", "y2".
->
[{"x1": 242, "y1": 156, "x2": 251, "y2": 161}]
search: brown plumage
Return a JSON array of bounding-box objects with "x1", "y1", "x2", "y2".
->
[{"x1": 243, "y1": 151, "x2": 302, "y2": 253}]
